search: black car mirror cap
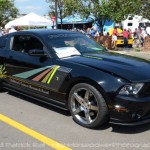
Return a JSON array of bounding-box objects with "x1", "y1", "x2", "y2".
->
[{"x1": 28, "y1": 49, "x2": 48, "y2": 57}]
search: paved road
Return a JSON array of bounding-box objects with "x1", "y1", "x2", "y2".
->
[
  {"x1": 0, "y1": 91, "x2": 150, "y2": 150},
  {"x1": 111, "y1": 48, "x2": 150, "y2": 60}
]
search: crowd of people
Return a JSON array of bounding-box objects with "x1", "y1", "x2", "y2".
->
[
  {"x1": 111, "y1": 26, "x2": 149, "y2": 49},
  {"x1": 80, "y1": 26, "x2": 150, "y2": 49},
  {"x1": 0, "y1": 24, "x2": 149, "y2": 50}
]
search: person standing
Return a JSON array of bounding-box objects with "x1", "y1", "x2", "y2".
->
[
  {"x1": 103, "y1": 28, "x2": 107, "y2": 36},
  {"x1": 111, "y1": 27, "x2": 118, "y2": 49},
  {"x1": 122, "y1": 29, "x2": 129, "y2": 48},
  {"x1": 128, "y1": 28, "x2": 132, "y2": 38},
  {"x1": 133, "y1": 28, "x2": 139, "y2": 48},
  {"x1": 90, "y1": 28, "x2": 96, "y2": 38},
  {"x1": 140, "y1": 28, "x2": 148, "y2": 47}
]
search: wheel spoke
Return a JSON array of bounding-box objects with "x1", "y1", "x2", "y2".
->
[
  {"x1": 89, "y1": 105, "x2": 98, "y2": 111},
  {"x1": 84, "y1": 90, "x2": 90, "y2": 100},
  {"x1": 85, "y1": 110, "x2": 92, "y2": 123},
  {"x1": 73, "y1": 108, "x2": 81, "y2": 115},
  {"x1": 73, "y1": 93, "x2": 84, "y2": 105}
]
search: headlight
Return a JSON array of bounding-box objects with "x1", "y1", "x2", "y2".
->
[{"x1": 119, "y1": 83, "x2": 144, "y2": 95}]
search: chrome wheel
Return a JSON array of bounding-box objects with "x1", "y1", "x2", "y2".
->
[
  {"x1": 69, "y1": 83, "x2": 108, "y2": 128},
  {"x1": 71, "y1": 87, "x2": 99, "y2": 125}
]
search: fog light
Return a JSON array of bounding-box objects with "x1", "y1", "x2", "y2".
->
[{"x1": 132, "y1": 110, "x2": 143, "y2": 119}]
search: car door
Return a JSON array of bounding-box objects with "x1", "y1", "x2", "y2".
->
[
  {"x1": 5, "y1": 34, "x2": 51, "y2": 75},
  {"x1": 4, "y1": 34, "x2": 57, "y2": 97},
  {"x1": 3, "y1": 33, "x2": 72, "y2": 105}
]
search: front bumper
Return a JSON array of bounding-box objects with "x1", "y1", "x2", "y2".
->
[{"x1": 109, "y1": 95, "x2": 150, "y2": 126}]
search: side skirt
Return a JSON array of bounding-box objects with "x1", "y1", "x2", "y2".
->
[{"x1": 3, "y1": 83, "x2": 68, "y2": 111}]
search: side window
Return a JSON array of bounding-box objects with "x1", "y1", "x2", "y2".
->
[
  {"x1": 128, "y1": 23, "x2": 133, "y2": 27},
  {"x1": 0, "y1": 35, "x2": 8, "y2": 48},
  {"x1": 128, "y1": 17, "x2": 133, "y2": 20},
  {"x1": 12, "y1": 35, "x2": 44, "y2": 53}
]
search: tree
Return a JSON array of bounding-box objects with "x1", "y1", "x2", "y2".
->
[
  {"x1": 46, "y1": 0, "x2": 144, "y2": 32},
  {"x1": 108, "y1": 0, "x2": 141, "y2": 22},
  {"x1": 46, "y1": 0, "x2": 82, "y2": 29},
  {"x1": 138, "y1": 0, "x2": 150, "y2": 20},
  {"x1": 46, "y1": 0, "x2": 65, "y2": 29},
  {"x1": 0, "y1": 0, "x2": 18, "y2": 27},
  {"x1": 76, "y1": 0, "x2": 142, "y2": 33}
]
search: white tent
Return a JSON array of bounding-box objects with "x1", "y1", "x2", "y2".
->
[{"x1": 5, "y1": 12, "x2": 52, "y2": 29}]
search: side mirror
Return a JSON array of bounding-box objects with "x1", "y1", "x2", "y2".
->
[{"x1": 28, "y1": 49, "x2": 47, "y2": 57}]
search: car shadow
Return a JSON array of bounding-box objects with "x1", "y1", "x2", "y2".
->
[
  {"x1": 7, "y1": 91, "x2": 71, "y2": 117},
  {"x1": 94, "y1": 123, "x2": 150, "y2": 134},
  {"x1": 6, "y1": 91, "x2": 150, "y2": 133},
  {"x1": 111, "y1": 123, "x2": 150, "y2": 134},
  {"x1": 0, "y1": 89, "x2": 7, "y2": 93}
]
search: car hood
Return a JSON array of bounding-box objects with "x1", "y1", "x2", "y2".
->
[{"x1": 62, "y1": 52, "x2": 150, "y2": 82}]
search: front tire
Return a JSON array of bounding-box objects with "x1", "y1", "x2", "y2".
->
[{"x1": 68, "y1": 83, "x2": 108, "y2": 128}]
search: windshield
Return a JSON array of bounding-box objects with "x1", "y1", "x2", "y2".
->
[{"x1": 46, "y1": 33, "x2": 106, "y2": 58}]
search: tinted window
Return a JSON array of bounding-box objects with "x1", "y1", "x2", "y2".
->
[
  {"x1": 128, "y1": 23, "x2": 133, "y2": 26},
  {"x1": 12, "y1": 35, "x2": 43, "y2": 53},
  {"x1": 139, "y1": 23, "x2": 144, "y2": 28},
  {"x1": 128, "y1": 17, "x2": 133, "y2": 20},
  {"x1": 145, "y1": 23, "x2": 150, "y2": 27},
  {"x1": 46, "y1": 33, "x2": 106, "y2": 58}
]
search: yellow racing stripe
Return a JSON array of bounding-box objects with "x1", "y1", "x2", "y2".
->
[{"x1": 47, "y1": 66, "x2": 60, "y2": 84}]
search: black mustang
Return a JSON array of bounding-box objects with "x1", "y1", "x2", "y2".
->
[{"x1": 0, "y1": 29, "x2": 150, "y2": 128}]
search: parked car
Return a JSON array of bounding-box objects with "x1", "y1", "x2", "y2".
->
[
  {"x1": 116, "y1": 34, "x2": 133, "y2": 47},
  {"x1": 0, "y1": 29, "x2": 150, "y2": 128}
]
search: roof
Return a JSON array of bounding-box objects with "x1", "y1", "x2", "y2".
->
[{"x1": 9, "y1": 29, "x2": 79, "y2": 36}]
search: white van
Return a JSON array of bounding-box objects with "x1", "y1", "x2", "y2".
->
[{"x1": 122, "y1": 15, "x2": 150, "y2": 32}]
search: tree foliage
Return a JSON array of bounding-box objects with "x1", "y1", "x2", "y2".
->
[
  {"x1": 46, "y1": 0, "x2": 149, "y2": 30},
  {"x1": 77, "y1": 0, "x2": 142, "y2": 28},
  {"x1": 0, "y1": 0, "x2": 18, "y2": 27},
  {"x1": 138, "y1": 0, "x2": 150, "y2": 20},
  {"x1": 46, "y1": 0, "x2": 81, "y2": 28},
  {"x1": 46, "y1": 0, "x2": 81, "y2": 18}
]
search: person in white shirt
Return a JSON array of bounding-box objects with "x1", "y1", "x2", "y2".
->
[{"x1": 103, "y1": 28, "x2": 107, "y2": 36}]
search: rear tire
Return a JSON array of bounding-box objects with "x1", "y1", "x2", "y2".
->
[{"x1": 68, "y1": 83, "x2": 109, "y2": 129}]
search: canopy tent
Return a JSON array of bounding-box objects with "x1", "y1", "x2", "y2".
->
[
  {"x1": 5, "y1": 13, "x2": 53, "y2": 29},
  {"x1": 58, "y1": 14, "x2": 91, "y2": 24},
  {"x1": 57, "y1": 14, "x2": 114, "y2": 32}
]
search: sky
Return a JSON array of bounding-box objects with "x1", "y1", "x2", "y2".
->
[{"x1": 15, "y1": 0, "x2": 50, "y2": 16}]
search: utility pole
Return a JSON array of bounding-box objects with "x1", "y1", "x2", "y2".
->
[{"x1": 55, "y1": 0, "x2": 58, "y2": 29}]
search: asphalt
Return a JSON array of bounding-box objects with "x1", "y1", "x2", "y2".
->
[
  {"x1": 110, "y1": 48, "x2": 150, "y2": 60},
  {"x1": 0, "y1": 91, "x2": 150, "y2": 150}
]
